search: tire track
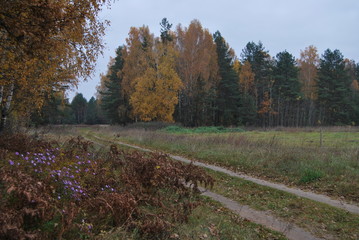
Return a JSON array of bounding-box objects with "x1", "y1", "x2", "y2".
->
[
  {"x1": 90, "y1": 134, "x2": 359, "y2": 215},
  {"x1": 86, "y1": 134, "x2": 330, "y2": 240}
]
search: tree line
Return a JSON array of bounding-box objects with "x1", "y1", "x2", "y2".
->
[
  {"x1": 4, "y1": 10, "x2": 358, "y2": 129},
  {"x1": 31, "y1": 92, "x2": 105, "y2": 126},
  {"x1": 97, "y1": 18, "x2": 359, "y2": 127}
]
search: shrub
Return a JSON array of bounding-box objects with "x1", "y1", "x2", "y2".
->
[{"x1": 0, "y1": 134, "x2": 214, "y2": 239}]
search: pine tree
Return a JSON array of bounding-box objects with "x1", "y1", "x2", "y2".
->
[
  {"x1": 85, "y1": 97, "x2": 98, "y2": 124},
  {"x1": 213, "y1": 31, "x2": 240, "y2": 126},
  {"x1": 272, "y1": 51, "x2": 302, "y2": 126},
  {"x1": 240, "y1": 41, "x2": 272, "y2": 125},
  {"x1": 317, "y1": 49, "x2": 352, "y2": 125},
  {"x1": 71, "y1": 93, "x2": 87, "y2": 124},
  {"x1": 160, "y1": 18, "x2": 173, "y2": 43},
  {"x1": 99, "y1": 46, "x2": 130, "y2": 125}
]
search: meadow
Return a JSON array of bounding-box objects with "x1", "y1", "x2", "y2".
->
[
  {"x1": 72, "y1": 124, "x2": 359, "y2": 239},
  {"x1": 3, "y1": 125, "x2": 358, "y2": 239},
  {"x1": 81, "y1": 125, "x2": 359, "y2": 203}
]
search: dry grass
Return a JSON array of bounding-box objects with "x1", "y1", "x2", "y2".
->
[{"x1": 80, "y1": 125, "x2": 359, "y2": 203}]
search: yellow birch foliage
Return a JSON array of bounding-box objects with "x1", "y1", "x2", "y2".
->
[
  {"x1": 297, "y1": 45, "x2": 319, "y2": 100},
  {"x1": 0, "y1": 0, "x2": 109, "y2": 116},
  {"x1": 175, "y1": 20, "x2": 218, "y2": 96},
  {"x1": 233, "y1": 59, "x2": 241, "y2": 75},
  {"x1": 130, "y1": 44, "x2": 182, "y2": 122},
  {"x1": 121, "y1": 26, "x2": 155, "y2": 98},
  {"x1": 239, "y1": 60, "x2": 256, "y2": 95}
]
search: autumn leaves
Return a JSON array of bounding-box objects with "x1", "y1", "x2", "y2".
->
[
  {"x1": 99, "y1": 19, "x2": 221, "y2": 124},
  {"x1": 123, "y1": 26, "x2": 182, "y2": 122},
  {"x1": 0, "y1": 0, "x2": 110, "y2": 132}
]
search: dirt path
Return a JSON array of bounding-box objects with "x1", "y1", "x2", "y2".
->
[
  {"x1": 200, "y1": 188, "x2": 324, "y2": 240},
  {"x1": 88, "y1": 135, "x2": 325, "y2": 240},
  {"x1": 91, "y1": 135, "x2": 359, "y2": 215}
]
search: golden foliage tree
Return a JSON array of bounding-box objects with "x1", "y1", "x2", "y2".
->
[
  {"x1": 0, "y1": 0, "x2": 110, "y2": 132},
  {"x1": 130, "y1": 40, "x2": 182, "y2": 122},
  {"x1": 175, "y1": 20, "x2": 218, "y2": 125},
  {"x1": 121, "y1": 26, "x2": 156, "y2": 99},
  {"x1": 297, "y1": 45, "x2": 319, "y2": 100}
]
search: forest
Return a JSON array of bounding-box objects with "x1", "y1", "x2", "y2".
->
[{"x1": 32, "y1": 18, "x2": 359, "y2": 128}]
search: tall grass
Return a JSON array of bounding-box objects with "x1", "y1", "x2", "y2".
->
[{"x1": 88, "y1": 126, "x2": 359, "y2": 203}]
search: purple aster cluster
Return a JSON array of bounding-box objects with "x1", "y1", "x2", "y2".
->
[{"x1": 8, "y1": 148, "x2": 116, "y2": 201}]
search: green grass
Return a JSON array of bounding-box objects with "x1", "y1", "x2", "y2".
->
[
  {"x1": 81, "y1": 126, "x2": 359, "y2": 203},
  {"x1": 237, "y1": 129, "x2": 359, "y2": 148},
  {"x1": 43, "y1": 127, "x2": 287, "y2": 240},
  {"x1": 207, "y1": 170, "x2": 359, "y2": 240},
  {"x1": 79, "y1": 127, "x2": 359, "y2": 240},
  {"x1": 99, "y1": 197, "x2": 287, "y2": 240},
  {"x1": 163, "y1": 125, "x2": 245, "y2": 134}
]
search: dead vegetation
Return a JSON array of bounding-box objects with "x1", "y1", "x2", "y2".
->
[{"x1": 0, "y1": 134, "x2": 214, "y2": 239}]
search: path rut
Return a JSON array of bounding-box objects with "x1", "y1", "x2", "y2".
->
[
  {"x1": 86, "y1": 135, "x2": 337, "y2": 240},
  {"x1": 91, "y1": 135, "x2": 359, "y2": 215}
]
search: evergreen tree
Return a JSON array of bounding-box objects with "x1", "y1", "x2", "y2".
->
[
  {"x1": 160, "y1": 17, "x2": 173, "y2": 43},
  {"x1": 85, "y1": 97, "x2": 99, "y2": 124},
  {"x1": 100, "y1": 46, "x2": 130, "y2": 124},
  {"x1": 272, "y1": 51, "x2": 302, "y2": 126},
  {"x1": 31, "y1": 91, "x2": 73, "y2": 126},
  {"x1": 317, "y1": 49, "x2": 352, "y2": 125},
  {"x1": 71, "y1": 93, "x2": 87, "y2": 124},
  {"x1": 213, "y1": 31, "x2": 240, "y2": 126},
  {"x1": 240, "y1": 41, "x2": 272, "y2": 125}
]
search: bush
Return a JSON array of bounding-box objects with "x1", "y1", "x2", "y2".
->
[{"x1": 0, "y1": 134, "x2": 214, "y2": 239}]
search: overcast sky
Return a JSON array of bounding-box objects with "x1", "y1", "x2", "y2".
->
[{"x1": 68, "y1": 0, "x2": 359, "y2": 101}]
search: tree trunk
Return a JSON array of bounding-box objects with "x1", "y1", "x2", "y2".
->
[
  {"x1": 0, "y1": 83, "x2": 15, "y2": 133},
  {"x1": 0, "y1": 85, "x2": 3, "y2": 104}
]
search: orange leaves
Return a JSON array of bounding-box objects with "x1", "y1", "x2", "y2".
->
[
  {"x1": 258, "y1": 92, "x2": 277, "y2": 116},
  {"x1": 122, "y1": 26, "x2": 155, "y2": 97},
  {"x1": 176, "y1": 20, "x2": 218, "y2": 94}
]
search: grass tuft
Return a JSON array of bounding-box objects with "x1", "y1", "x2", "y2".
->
[{"x1": 299, "y1": 168, "x2": 325, "y2": 184}]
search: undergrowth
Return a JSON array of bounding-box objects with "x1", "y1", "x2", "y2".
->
[{"x1": 0, "y1": 134, "x2": 214, "y2": 239}]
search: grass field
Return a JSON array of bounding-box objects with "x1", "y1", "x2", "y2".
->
[
  {"x1": 37, "y1": 125, "x2": 359, "y2": 239},
  {"x1": 37, "y1": 126, "x2": 289, "y2": 239},
  {"x1": 76, "y1": 125, "x2": 359, "y2": 203}
]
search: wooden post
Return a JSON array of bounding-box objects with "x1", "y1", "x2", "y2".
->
[{"x1": 320, "y1": 127, "x2": 323, "y2": 147}]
